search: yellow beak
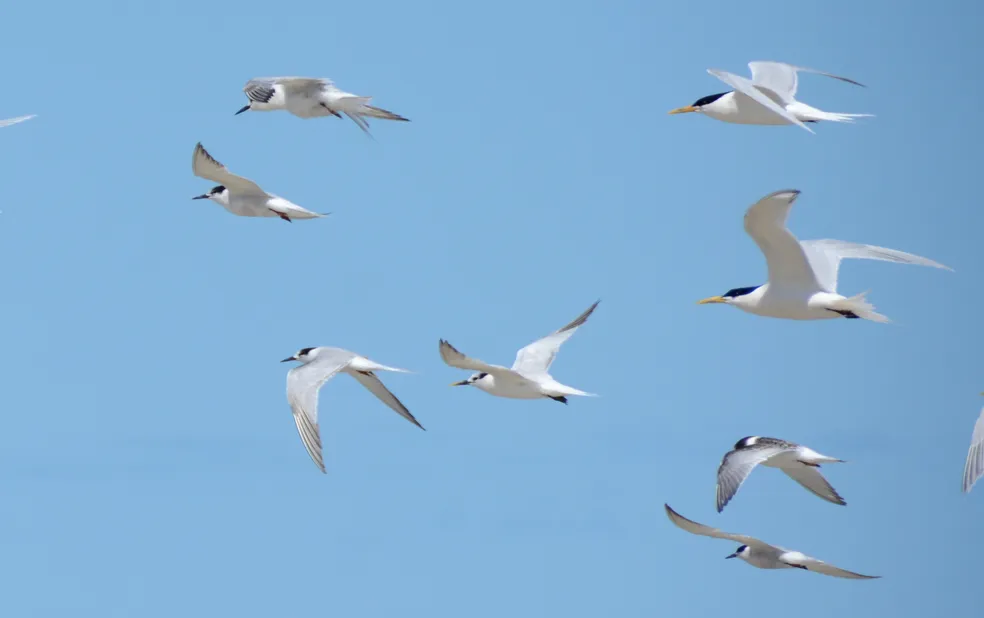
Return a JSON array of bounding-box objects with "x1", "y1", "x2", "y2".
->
[
  {"x1": 668, "y1": 105, "x2": 698, "y2": 115},
  {"x1": 697, "y1": 296, "x2": 727, "y2": 305}
]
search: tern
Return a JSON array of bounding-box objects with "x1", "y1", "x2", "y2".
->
[
  {"x1": 716, "y1": 436, "x2": 845, "y2": 512},
  {"x1": 697, "y1": 190, "x2": 951, "y2": 322},
  {"x1": 0, "y1": 115, "x2": 35, "y2": 128},
  {"x1": 668, "y1": 61, "x2": 871, "y2": 134},
  {"x1": 439, "y1": 301, "x2": 600, "y2": 403},
  {"x1": 281, "y1": 346, "x2": 424, "y2": 473},
  {"x1": 191, "y1": 142, "x2": 326, "y2": 222},
  {"x1": 665, "y1": 504, "x2": 880, "y2": 579},
  {"x1": 236, "y1": 77, "x2": 409, "y2": 135},
  {"x1": 962, "y1": 399, "x2": 984, "y2": 493}
]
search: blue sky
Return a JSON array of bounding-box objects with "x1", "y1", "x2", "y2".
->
[{"x1": 0, "y1": 0, "x2": 980, "y2": 615}]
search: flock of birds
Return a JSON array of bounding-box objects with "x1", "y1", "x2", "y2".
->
[{"x1": 4, "y1": 61, "x2": 981, "y2": 582}]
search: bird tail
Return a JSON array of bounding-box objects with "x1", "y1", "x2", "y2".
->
[
  {"x1": 829, "y1": 291, "x2": 891, "y2": 323},
  {"x1": 806, "y1": 110, "x2": 874, "y2": 123},
  {"x1": 547, "y1": 382, "x2": 598, "y2": 397}
]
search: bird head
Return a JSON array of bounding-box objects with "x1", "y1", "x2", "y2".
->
[
  {"x1": 450, "y1": 372, "x2": 488, "y2": 387},
  {"x1": 192, "y1": 185, "x2": 228, "y2": 203},
  {"x1": 726, "y1": 545, "x2": 749, "y2": 560},
  {"x1": 281, "y1": 347, "x2": 318, "y2": 364},
  {"x1": 734, "y1": 436, "x2": 760, "y2": 450},
  {"x1": 697, "y1": 285, "x2": 762, "y2": 308},
  {"x1": 668, "y1": 92, "x2": 729, "y2": 115}
]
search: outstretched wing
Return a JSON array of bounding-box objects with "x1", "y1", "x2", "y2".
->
[
  {"x1": 0, "y1": 114, "x2": 35, "y2": 128},
  {"x1": 254, "y1": 76, "x2": 334, "y2": 95},
  {"x1": 716, "y1": 444, "x2": 792, "y2": 512},
  {"x1": 348, "y1": 371, "x2": 425, "y2": 430},
  {"x1": 707, "y1": 68, "x2": 814, "y2": 133},
  {"x1": 781, "y1": 465, "x2": 846, "y2": 505},
  {"x1": 963, "y1": 405, "x2": 984, "y2": 493},
  {"x1": 743, "y1": 190, "x2": 821, "y2": 289},
  {"x1": 800, "y1": 239, "x2": 952, "y2": 294},
  {"x1": 748, "y1": 61, "x2": 865, "y2": 102},
  {"x1": 192, "y1": 142, "x2": 267, "y2": 195},
  {"x1": 512, "y1": 301, "x2": 599, "y2": 376},
  {"x1": 664, "y1": 504, "x2": 769, "y2": 549},
  {"x1": 438, "y1": 340, "x2": 512, "y2": 375},
  {"x1": 285, "y1": 351, "x2": 356, "y2": 473},
  {"x1": 781, "y1": 552, "x2": 880, "y2": 579}
]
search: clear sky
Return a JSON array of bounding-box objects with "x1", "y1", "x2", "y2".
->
[{"x1": 0, "y1": 0, "x2": 980, "y2": 616}]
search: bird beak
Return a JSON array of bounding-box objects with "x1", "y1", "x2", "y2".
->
[
  {"x1": 725, "y1": 553, "x2": 737, "y2": 559},
  {"x1": 235, "y1": 104, "x2": 250, "y2": 115},
  {"x1": 280, "y1": 356, "x2": 297, "y2": 363},
  {"x1": 192, "y1": 193, "x2": 209, "y2": 200},
  {"x1": 668, "y1": 105, "x2": 699, "y2": 115},
  {"x1": 450, "y1": 380, "x2": 469, "y2": 387},
  {"x1": 697, "y1": 296, "x2": 727, "y2": 305}
]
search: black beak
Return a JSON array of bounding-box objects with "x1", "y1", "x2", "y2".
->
[
  {"x1": 280, "y1": 356, "x2": 296, "y2": 363},
  {"x1": 192, "y1": 194, "x2": 209, "y2": 200},
  {"x1": 725, "y1": 553, "x2": 737, "y2": 560},
  {"x1": 450, "y1": 380, "x2": 469, "y2": 387},
  {"x1": 235, "y1": 104, "x2": 250, "y2": 115}
]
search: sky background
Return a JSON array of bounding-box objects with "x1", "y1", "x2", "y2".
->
[{"x1": 0, "y1": 1, "x2": 980, "y2": 616}]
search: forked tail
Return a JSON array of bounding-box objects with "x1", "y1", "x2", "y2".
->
[
  {"x1": 809, "y1": 110, "x2": 874, "y2": 123},
  {"x1": 830, "y1": 291, "x2": 890, "y2": 323}
]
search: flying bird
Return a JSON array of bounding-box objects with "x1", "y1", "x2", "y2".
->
[
  {"x1": 716, "y1": 436, "x2": 846, "y2": 512},
  {"x1": 439, "y1": 301, "x2": 600, "y2": 403},
  {"x1": 962, "y1": 400, "x2": 984, "y2": 493},
  {"x1": 236, "y1": 77, "x2": 409, "y2": 136},
  {"x1": 281, "y1": 347, "x2": 424, "y2": 473},
  {"x1": 0, "y1": 114, "x2": 35, "y2": 128},
  {"x1": 669, "y1": 61, "x2": 871, "y2": 133},
  {"x1": 664, "y1": 504, "x2": 880, "y2": 579},
  {"x1": 191, "y1": 142, "x2": 326, "y2": 222},
  {"x1": 697, "y1": 190, "x2": 950, "y2": 322}
]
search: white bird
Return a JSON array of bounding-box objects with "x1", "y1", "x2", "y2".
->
[
  {"x1": 440, "y1": 301, "x2": 600, "y2": 403},
  {"x1": 716, "y1": 436, "x2": 845, "y2": 512},
  {"x1": 664, "y1": 504, "x2": 880, "y2": 579},
  {"x1": 668, "y1": 61, "x2": 871, "y2": 133},
  {"x1": 236, "y1": 77, "x2": 409, "y2": 136},
  {"x1": 697, "y1": 190, "x2": 951, "y2": 322},
  {"x1": 962, "y1": 399, "x2": 984, "y2": 493},
  {"x1": 0, "y1": 114, "x2": 35, "y2": 128},
  {"x1": 281, "y1": 346, "x2": 424, "y2": 473},
  {"x1": 191, "y1": 142, "x2": 326, "y2": 222}
]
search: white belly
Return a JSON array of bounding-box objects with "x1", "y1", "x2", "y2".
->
[{"x1": 740, "y1": 288, "x2": 844, "y2": 321}]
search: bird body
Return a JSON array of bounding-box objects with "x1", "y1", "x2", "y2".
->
[
  {"x1": 190, "y1": 142, "x2": 325, "y2": 222},
  {"x1": 281, "y1": 346, "x2": 424, "y2": 473},
  {"x1": 440, "y1": 301, "x2": 600, "y2": 403},
  {"x1": 237, "y1": 77, "x2": 409, "y2": 135},
  {"x1": 698, "y1": 190, "x2": 951, "y2": 322},
  {"x1": 669, "y1": 61, "x2": 871, "y2": 133}
]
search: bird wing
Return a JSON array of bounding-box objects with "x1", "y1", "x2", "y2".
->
[
  {"x1": 0, "y1": 114, "x2": 35, "y2": 128},
  {"x1": 348, "y1": 370, "x2": 425, "y2": 430},
  {"x1": 743, "y1": 190, "x2": 821, "y2": 289},
  {"x1": 706, "y1": 68, "x2": 814, "y2": 133},
  {"x1": 286, "y1": 350, "x2": 356, "y2": 473},
  {"x1": 438, "y1": 339, "x2": 513, "y2": 375},
  {"x1": 780, "y1": 464, "x2": 846, "y2": 505},
  {"x1": 243, "y1": 79, "x2": 280, "y2": 104},
  {"x1": 664, "y1": 504, "x2": 769, "y2": 549},
  {"x1": 192, "y1": 143, "x2": 266, "y2": 196},
  {"x1": 716, "y1": 444, "x2": 793, "y2": 512},
  {"x1": 781, "y1": 552, "x2": 880, "y2": 579},
  {"x1": 749, "y1": 61, "x2": 865, "y2": 101},
  {"x1": 253, "y1": 76, "x2": 334, "y2": 95},
  {"x1": 799, "y1": 239, "x2": 951, "y2": 294},
  {"x1": 511, "y1": 300, "x2": 599, "y2": 376},
  {"x1": 963, "y1": 405, "x2": 984, "y2": 493}
]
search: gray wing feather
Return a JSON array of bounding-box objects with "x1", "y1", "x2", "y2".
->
[
  {"x1": 664, "y1": 504, "x2": 768, "y2": 549},
  {"x1": 286, "y1": 352, "x2": 355, "y2": 473},
  {"x1": 780, "y1": 465, "x2": 847, "y2": 505},
  {"x1": 511, "y1": 300, "x2": 599, "y2": 375},
  {"x1": 716, "y1": 444, "x2": 792, "y2": 512},
  {"x1": 963, "y1": 406, "x2": 984, "y2": 493},
  {"x1": 348, "y1": 371, "x2": 425, "y2": 430}
]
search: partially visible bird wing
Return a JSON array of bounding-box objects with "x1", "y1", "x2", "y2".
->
[
  {"x1": 0, "y1": 114, "x2": 35, "y2": 128},
  {"x1": 254, "y1": 76, "x2": 334, "y2": 95},
  {"x1": 664, "y1": 504, "x2": 770, "y2": 549},
  {"x1": 749, "y1": 61, "x2": 865, "y2": 101},
  {"x1": 799, "y1": 239, "x2": 951, "y2": 294},
  {"x1": 511, "y1": 300, "x2": 599, "y2": 377},
  {"x1": 348, "y1": 370, "x2": 425, "y2": 430},
  {"x1": 963, "y1": 405, "x2": 984, "y2": 493},
  {"x1": 716, "y1": 444, "x2": 793, "y2": 512},
  {"x1": 285, "y1": 351, "x2": 356, "y2": 473},
  {"x1": 192, "y1": 142, "x2": 267, "y2": 196},
  {"x1": 438, "y1": 339, "x2": 513, "y2": 376},
  {"x1": 780, "y1": 464, "x2": 847, "y2": 505},
  {"x1": 781, "y1": 551, "x2": 880, "y2": 579},
  {"x1": 743, "y1": 190, "x2": 821, "y2": 289},
  {"x1": 707, "y1": 68, "x2": 814, "y2": 133}
]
